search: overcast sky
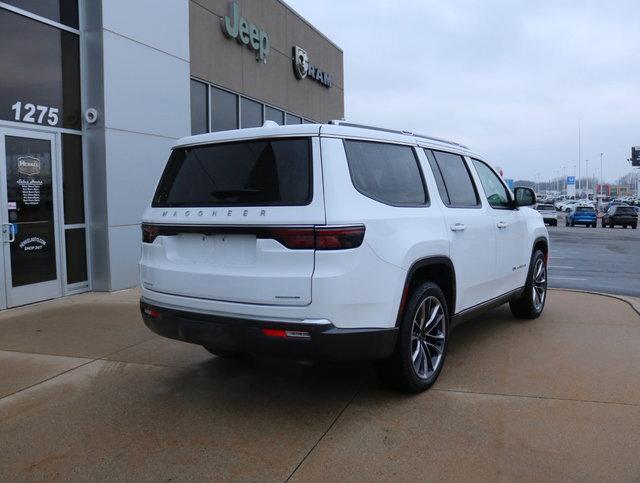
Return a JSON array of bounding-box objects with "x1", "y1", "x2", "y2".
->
[{"x1": 286, "y1": 0, "x2": 640, "y2": 183}]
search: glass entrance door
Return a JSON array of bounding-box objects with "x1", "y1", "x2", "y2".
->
[{"x1": 0, "y1": 128, "x2": 61, "y2": 307}]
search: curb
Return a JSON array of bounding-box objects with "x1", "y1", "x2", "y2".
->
[{"x1": 549, "y1": 287, "x2": 640, "y2": 317}]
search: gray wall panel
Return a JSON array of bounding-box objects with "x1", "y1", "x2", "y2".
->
[
  {"x1": 107, "y1": 225, "x2": 141, "y2": 290},
  {"x1": 88, "y1": 224, "x2": 110, "y2": 291},
  {"x1": 82, "y1": 0, "x2": 191, "y2": 291},
  {"x1": 104, "y1": 129, "x2": 174, "y2": 227},
  {"x1": 102, "y1": 0, "x2": 190, "y2": 61},
  {"x1": 102, "y1": 30, "x2": 190, "y2": 139}
]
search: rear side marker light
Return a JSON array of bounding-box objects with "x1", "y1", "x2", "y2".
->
[
  {"x1": 143, "y1": 308, "x2": 160, "y2": 318},
  {"x1": 262, "y1": 328, "x2": 311, "y2": 339}
]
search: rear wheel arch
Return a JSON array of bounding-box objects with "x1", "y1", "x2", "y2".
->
[{"x1": 397, "y1": 257, "x2": 456, "y2": 325}]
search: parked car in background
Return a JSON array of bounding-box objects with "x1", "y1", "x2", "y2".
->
[
  {"x1": 566, "y1": 205, "x2": 597, "y2": 227},
  {"x1": 535, "y1": 203, "x2": 558, "y2": 226},
  {"x1": 605, "y1": 200, "x2": 627, "y2": 211},
  {"x1": 602, "y1": 205, "x2": 638, "y2": 229},
  {"x1": 557, "y1": 200, "x2": 579, "y2": 212}
]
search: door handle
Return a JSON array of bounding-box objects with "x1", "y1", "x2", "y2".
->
[
  {"x1": 450, "y1": 223, "x2": 466, "y2": 232},
  {"x1": 497, "y1": 221, "x2": 509, "y2": 229}
]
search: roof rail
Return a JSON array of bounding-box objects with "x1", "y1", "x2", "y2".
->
[{"x1": 328, "y1": 120, "x2": 469, "y2": 150}]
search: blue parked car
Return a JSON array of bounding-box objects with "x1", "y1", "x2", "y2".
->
[{"x1": 566, "y1": 205, "x2": 597, "y2": 227}]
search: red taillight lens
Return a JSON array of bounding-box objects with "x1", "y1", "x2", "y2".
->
[
  {"x1": 315, "y1": 226, "x2": 365, "y2": 250},
  {"x1": 270, "y1": 228, "x2": 315, "y2": 249},
  {"x1": 270, "y1": 225, "x2": 365, "y2": 250},
  {"x1": 142, "y1": 224, "x2": 159, "y2": 243}
]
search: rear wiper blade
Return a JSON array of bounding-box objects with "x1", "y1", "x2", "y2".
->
[{"x1": 210, "y1": 189, "x2": 262, "y2": 199}]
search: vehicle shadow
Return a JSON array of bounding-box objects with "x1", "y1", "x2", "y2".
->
[{"x1": 163, "y1": 305, "x2": 518, "y2": 400}]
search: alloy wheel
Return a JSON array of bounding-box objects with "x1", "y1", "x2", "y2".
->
[
  {"x1": 532, "y1": 258, "x2": 547, "y2": 312},
  {"x1": 411, "y1": 296, "x2": 446, "y2": 379}
]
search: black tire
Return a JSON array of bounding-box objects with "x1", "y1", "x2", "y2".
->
[
  {"x1": 570, "y1": 221, "x2": 575, "y2": 227},
  {"x1": 609, "y1": 223, "x2": 614, "y2": 228},
  {"x1": 202, "y1": 345, "x2": 250, "y2": 359},
  {"x1": 633, "y1": 224, "x2": 637, "y2": 230},
  {"x1": 375, "y1": 281, "x2": 449, "y2": 393},
  {"x1": 601, "y1": 220, "x2": 607, "y2": 228},
  {"x1": 509, "y1": 249, "x2": 547, "y2": 319},
  {"x1": 551, "y1": 220, "x2": 557, "y2": 227},
  {"x1": 623, "y1": 225, "x2": 627, "y2": 229}
]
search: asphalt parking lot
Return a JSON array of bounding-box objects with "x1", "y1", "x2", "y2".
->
[
  {"x1": 547, "y1": 215, "x2": 640, "y2": 297},
  {"x1": 1, "y1": 288, "x2": 640, "y2": 481}
]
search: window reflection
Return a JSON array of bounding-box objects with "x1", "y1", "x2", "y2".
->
[{"x1": 0, "y1": 9, "x2": 81, "y2": 129}]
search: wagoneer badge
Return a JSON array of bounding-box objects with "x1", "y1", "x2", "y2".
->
[{"x1": 17, "y1": 156, "x2": 41, "y2": 176}]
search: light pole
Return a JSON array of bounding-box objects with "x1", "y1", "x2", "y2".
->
[
  {"x1": 578, "y1": 119, "x2": 581, "y2": 194},
  {"x1": 562, "y1": 166, "x2": 566, "y2": 194},
  {"x1": 585, "y1": 159, "x2": 589, "y2": 197},
  {"x1": 599, "y1": 152, "x2": 604, "y2": 197}
]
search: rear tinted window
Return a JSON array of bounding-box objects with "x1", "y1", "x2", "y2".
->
[
  {"x1": 616, "y1": 207, "x2": 636, "y2": 214},
  {"x1": 343, "y1": 140, "x2": 427, "y2": 206},
  {"x1": 425, "y1": 150, "x2": 480, "y2": 208},
  {"x1": 152, "y1": 138, "x2": 311, "y2": 207},
  {"x1": 537, "y1": 204, "x2": 554, "y2": 211},
  {"x1": 576, "y1": 206, "x2": 594, "y2": 212}
]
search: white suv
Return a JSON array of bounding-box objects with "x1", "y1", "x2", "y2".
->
[{"x1": 140, "y1": 121, "x2": 549, "y2": 393}]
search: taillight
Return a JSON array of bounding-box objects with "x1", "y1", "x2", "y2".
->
[
  {"x1": 269, "y1": 228, "x2": 315, "y2": 249},
  {"x1": 315, "y1": 226, "x2": 365, "y2": 250},
  {"x1": 142, "y1": 224, "x2": 159, "y2": 243},
  {"x1": 270, "y1": 225, "x2": 365, "y2": 250}
]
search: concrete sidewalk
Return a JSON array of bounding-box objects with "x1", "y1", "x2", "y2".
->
[{"x1": 1, "y1": 289, "x2": 639, "y2": 481}]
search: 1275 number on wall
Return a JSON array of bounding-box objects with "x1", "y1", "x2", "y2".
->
[{"x1": 11, "y1": 102, "x2": 59, "y2": 126}]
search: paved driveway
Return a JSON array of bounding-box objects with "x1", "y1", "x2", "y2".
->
[
  {"x1": 548, "y1": 221, "x2": 640, "y2": 297},
  {"x1": 1, "y1": 289, "x2": 639, "y2": 481}
]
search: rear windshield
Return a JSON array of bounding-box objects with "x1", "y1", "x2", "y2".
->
[
  {"x1": 152, "y1": 138, "x2": 311, "y2": 207},
  {"x1": 616, "y1": 207, "x2": 636, "y2": 214},
  {"x1": 576, "y1": 206, "x2": 595, "y2": 212},
  {"x1": 536, "y1": 204, "x2": 554, "y2": 211}
]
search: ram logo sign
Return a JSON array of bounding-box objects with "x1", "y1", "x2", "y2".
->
[{"x1": 292, "y1": 46, "x2": 332, "y2": 88}]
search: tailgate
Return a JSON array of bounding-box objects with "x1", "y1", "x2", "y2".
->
[{"x1": 140, "y1": 136, "x2": 324, "y2": 306}]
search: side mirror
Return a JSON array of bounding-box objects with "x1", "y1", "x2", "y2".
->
[{"x1": 514, "y1": 187, "x2": 536, "y2": 207}]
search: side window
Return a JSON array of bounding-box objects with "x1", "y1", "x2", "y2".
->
[
  {"x1": 471, "y1": 159, "x2": 512, "y2": 209},
  {"x1": 425, "y1": 150, "x2": 480, "y2": 208},
  {"x1": 343, "y1": 140, "x2": 428, "y2": 206}
]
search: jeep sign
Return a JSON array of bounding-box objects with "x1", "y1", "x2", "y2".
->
[{"x1": 221, "y1": 1, "x2": 270, "y2": 62}]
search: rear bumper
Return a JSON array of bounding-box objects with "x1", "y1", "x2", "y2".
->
[
  {"x1": 140, "y1": 299, "x2": 398, "y2": 361},
  {"x1": 571, "y1": 217, "x2": 596, "y2": 224},
  {"x1": 610, "y1": 217, "x2": 637, "y2": 224}
]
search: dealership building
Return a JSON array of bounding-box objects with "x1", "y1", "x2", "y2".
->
[{"x1": 0, "y1": 0, "x2": 344, "y2": 309}]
